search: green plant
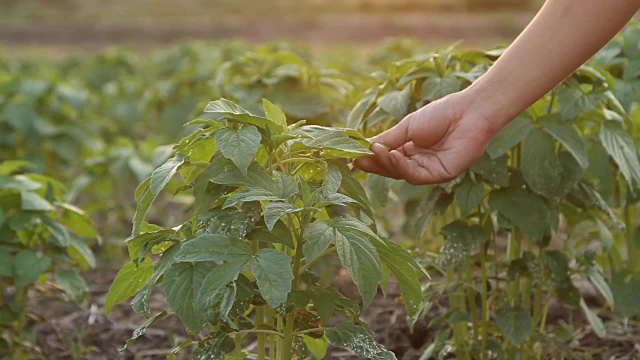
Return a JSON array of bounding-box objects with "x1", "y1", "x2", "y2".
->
[
  {"x1": 106, "y1": 98, "x2": 426, "y2": 359},
  {"x1": 0, "y1": 160, "x2": 97, "y2": 357},
  {"x1": 350, "y1": 35, "x2": 640, "y2": 358}
]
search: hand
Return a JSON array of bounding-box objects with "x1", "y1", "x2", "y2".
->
[{"x1": 353, "y1": 90, "x2": 502, "y2": 184}]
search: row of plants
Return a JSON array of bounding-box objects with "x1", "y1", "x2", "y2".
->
[
  {"x1": 1, "y1": 22, "x2": 640, "y2": 360},
  {"x1": 347, "y1": 24, "x2": 640, "y2": 358}
]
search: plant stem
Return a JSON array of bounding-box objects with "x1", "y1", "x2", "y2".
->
[
  {"x1": 625, "y1": 204, "x2": 638, "y2": 272},
  {"x1": 280, "y1": 214, "x2": 307, "y2": 360},
  {"x1": 235, "y1": 332, "x2": 243, "y2": 358},
  {"x1": 479, "y1": 240, "x2": 489, "y2": 360},
  {"x1": 268, "y1": 308, "x2": 277, "y2": 360},
  {"x1": 465, "y1": 261, "x2": 478, "y2": 344},
  {"x1": 294, "y1": 327, "x2": 326, "y2": 335},
  {"x1": 447, "y1": 270, "x2": 469, "y2": 360},
  {"x1": 256, "y1": 307, "x2": 266, "y2": 360},
  {"x1": 232, "y1": 329, "x2": 283, "y2": 338},
  {"x1": 299, "y1": 247, "x2": 334, "y2": 273},
  {"x1": 507, "y1": 228, "x2": 522, "y2": 305}
]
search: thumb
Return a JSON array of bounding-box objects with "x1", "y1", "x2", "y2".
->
[{"x1": 369, "y1": 114, "x2": 413, "y2": 150}]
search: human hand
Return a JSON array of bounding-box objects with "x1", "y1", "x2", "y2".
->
[{"x1": 353, "y1": 90, "x2": 503, "y2": 184}]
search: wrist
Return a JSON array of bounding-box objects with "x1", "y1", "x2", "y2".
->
[{"x1": 458, "y1": 80, "x2": 517, "y2": 135}]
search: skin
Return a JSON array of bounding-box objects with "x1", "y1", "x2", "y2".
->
[{"x1": 354, "y1": 0, "x2": 640, "y2": 185}]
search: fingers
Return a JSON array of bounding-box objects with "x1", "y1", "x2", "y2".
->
[
  {"x1": 388, "y1": 150, "x2": 436, "y2": 184},
  {"x1": 353, "y1": 143, "x2": 397, "y2": 178},
  {"x1": 354, "y1": 143, "x2": 444, "y2": 184}
]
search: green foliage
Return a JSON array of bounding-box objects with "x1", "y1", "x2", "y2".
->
[
  {"x1": 350, "y1": 24, "x2": 640, "y2": 359},
  {"x1": 108, "y1": 99, "x2": 424, "y2": 359},
  {"x1": 0, "y1": 161, "x2": 96, "y2": 356}
]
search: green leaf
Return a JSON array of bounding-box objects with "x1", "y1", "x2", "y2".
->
[
  {"x1": 495, "y1": 305, "x2": 533, "y2": 345},
  {"x1": 335, "y1": 229, "x2": 381, "y2": 306},
  {"x1": 55, "y1": 269, "x2": 88, "y2": 303},
  {"x1": 557, "y1": 151, "x2": 584, "y2": 197},
  {"x1": 272, "y1": 171, "x2": 298, "y2": 199},
  {"x1": 0, "y1": 247, "x2": 13, "y2": 276},
  {"x1": 292, "y1": 126, "x2": 372, "y2": 158},
  {"x1": 150, "y1": 153, "x2": 185, "y2": 195},
  {"x1": 486, "y1": 114, "x2": 533, "y2": 159},
  {"x1": 367, "y1": 173, "x2": 394, "y2": 208},
  {"x1": 580, "y1": 298, "x2": 605, "y2": 338},
  {"x1": 175, "y1": 234, "x2": 252, "y2": 263},
  {"x1": 323, "y1": 163, "x2": 343, "y2": 194},
  {"x1": 544, "y1": 250, "x2": 569, "y2": 281},
  {"x1": 120, "y1": 311, "x2": 168, "y2": 352},
  {"x1": 126, "y1": 228, "x2": 176, "y2": 262},
  {"x1": 131, "y1": 243, "x2": 182, "y2": 317},
  {"x1": 247, "y1": 221, "x2": 294, "y2": 248},
  {"x1": 43, "y1": 217, "x2": 71, "y2": 247},
  {"x1": 437, "y1": 221, "x2": 485, "y2": 269},
  {"x1": 303, "y1": 220, "x2": 333, "y2": 264},
  {"x1": 205, "y1": 98, "x2": 281, "y2": 132},
  {"x1": 611, "y1": 271, "x2": 640, "y2": 317},
  {"x1": 588, "y1": 267, "x2": 614, "y2": 309},
  {"x1": 131, "y1": 187, "x2": 158, "y2": 236},
  {"x1": 223, "y1": 187, "x2": 280, "y2": 209},
  {"x1": 558, "y1": 86, "x2": 599, "y2": 121},
  {"x1": 540, "y1": 116, "x2": 589, "y2": 169},
  {"x1": 470, "y1": 154, "x2": 509, "y2": 187},
  {"x1": 0, "y1": 175, "x2": 41, "y2": 191},
  {"x1": 595, "y1": 218, "x2": 613, "y2": 253},
  {"x1": 455, "y1": 176, "x2": 484, "y2": 216},
  {"x1": 377, "y1": 85, "x2": 411, "y2": 121},
  {"x1": 374, "y1": 238, "x2": 424, "y2": 319},
  {"x1": 308, "y1": 288, "x2": 337, "y2": 323},
  {"x1": 206, "y1": 157, "x2": 273, "y2": 189},
  {"x1": 420, "y1": 75, "x2": 460, "y2": 102},
  {"x1": 326, "y1": 322, "x2": 397, "y2": 360},
  {"x1": 488, "y1": 187, "x2": 548, "y2": 240},
  {"x1": 197, "y1": 261, "x2": 246, "y2": 324},
  {"x1": 303, "y1": 335, "x2": 328, "y2": 359},
  {"x1": 264, "y1": 202, "x2": 298, "y2": 231},
  {"x1": 599, "y1": 121, "x2": 640, "y2": 189},
  {"x1": 20, "y1": 190, "x2": 54, "y2": 211},
  {"x1": 13, "y1": 250, "x2": 51, "y2": 288},
  {"x1": 522, "y1": 128, "x2": 562, "y2": 198},
  {"x1": 251, "y1": 248, "x2": 294, "y2": 308},
  {"x1": 67, "y1": 235, "x2": 96, "y2": 269},
  {"x1": 193, "y1": 332, "x2": 235, "y2": 359},
  {"x1": 162, "y1": 262, "x2": 216, "y2": 332},
  {"x1": 215, "y1": 126, "x2": 262, "y2": 176},
  {"x1": 0, "y1": 160, "x2": 33, "y2": 175},
  {"x1": 336, "y1": 162, "x2": 375, "y2": 219},
  {"x1": 622, "y1": 26, "x2": 640, "y2": 58},
  {"x1": 331, "y1": 215, "x2": 380, "y2": 241},
  {"x1": 105, "y1": 257, "x2": 154, "y2": 315},
  {"x1": 262, "y1": 98, "x2": 288, "y2": 130},
  {"x1": 58, "y1": 203, "x2": 97, "y2": 238},
  {"x1": 347, "y1": 90, "x2": 377, "y2": 129}
]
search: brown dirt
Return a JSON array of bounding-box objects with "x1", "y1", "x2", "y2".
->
[
  {"x1": 21, "y1": 267, "x2": 640, "y2": 360},
  {"x1": 0, "y1": 12, "x2": 532, "y2": 49}
]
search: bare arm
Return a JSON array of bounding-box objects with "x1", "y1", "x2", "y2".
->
[
  {"x1": 355, "y1": 0, "x2": 640, "y2": 184},
  {"x1": 470, "y1": 0, "x2": 640, "y2": 130}
]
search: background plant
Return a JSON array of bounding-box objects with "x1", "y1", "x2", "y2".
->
[
  {"x1": 349, "y1": 24, "x2": 640, "y2": 359},
  {"x1": 0, "y1": 161, "x2": 97, "y2": 357}
]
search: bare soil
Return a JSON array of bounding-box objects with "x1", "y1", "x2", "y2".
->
[
  {"x1": 23, "y1": 267, "x2": 640, "y2": 360},
  {"x1": 0, "y1": 12, "x2": 532, "y2": 50}
]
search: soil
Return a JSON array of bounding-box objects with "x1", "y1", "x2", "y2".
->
[
  {"x1": 22, "y1": 266, "x2": 640, "y2": 360},
  {"x1": 0, "y1": 12, "x2": 533, "y2": 50}
]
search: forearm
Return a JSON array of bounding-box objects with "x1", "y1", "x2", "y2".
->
[{"x1": 466, "y1": 0, "x2": 639, "y2": 129}]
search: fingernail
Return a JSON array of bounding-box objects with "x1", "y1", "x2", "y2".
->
[{"x1": 371, "y1": 143, "x2": 390, "y2": 151}]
